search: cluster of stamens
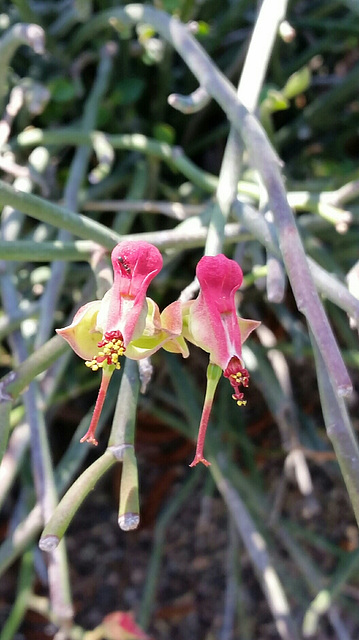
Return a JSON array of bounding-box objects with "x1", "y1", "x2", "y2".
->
[
  {"x1": 85, "y1": 330, "x2": 125, "y2": 372},
  {"x1": 223, "y1": 356, "x2": 250, "y2": 406}
]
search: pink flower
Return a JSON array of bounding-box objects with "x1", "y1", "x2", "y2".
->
[
  {"x1": 57, "y1": 241, "x2": 164, "y2": 445},
  {"x1": 96, "y1": 241, "x2": 164, "y2": 348},
  {"x1": 100, "y1": 611, "x2": 153, "y2": 640},
  {"x1": 184, "y1": 254, "x2": 260, "y2": 466},
  {"x1": 56, "y1": 243, "x2": 257, "y2": 463}
]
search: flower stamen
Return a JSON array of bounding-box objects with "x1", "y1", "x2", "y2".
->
[
  {"x1": 223, "y1": 356, "x2": 250, "y2": 406},
  {"x1": 85, "y1": 330, "x2": 125, "y2": 371}
]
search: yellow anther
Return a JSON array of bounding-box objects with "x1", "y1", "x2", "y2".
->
[{"x1": 85, "y1": 331, "x2": 125, "y2": 373}]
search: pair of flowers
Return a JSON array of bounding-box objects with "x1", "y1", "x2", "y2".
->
[{"x1": 57, "y1": 241, "x2": 259, "y2": 466}]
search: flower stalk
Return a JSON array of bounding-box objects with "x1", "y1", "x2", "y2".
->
[
  {"x1": 189, "y1": 364, "x2": 222, "y2": 467},
  {"x1": 184, "y1": 253, "x2": 260, "y2": 465},
  {"x1": 79, "y1": 370, "x2": 112, "y2": 446}
]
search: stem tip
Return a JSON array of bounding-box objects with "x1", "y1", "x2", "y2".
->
[
  {"x1": 118, "y1": 513, "x2": 140, "y2": 531},
  {"x1": 39, "y1": 534, "x2": 60, "y2": 553}
]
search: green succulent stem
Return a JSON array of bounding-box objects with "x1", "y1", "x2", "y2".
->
[
  {"x1": 108, "y1": 359, "x2": 140, "y2": 531},
  {"x1": 0, "y1": 335, "x2": 69, "y2": 402},
  {"x1": 39, "y1": 450, "x2": 117, "y2": 550}
]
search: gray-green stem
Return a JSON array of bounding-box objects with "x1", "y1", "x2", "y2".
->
[
  {"x1": 69, "y1": 3, "x2": 352, "y2": 397},
  {"x1": 108, "y1": 359, "x2": 140, "y2": 531},
  {"x1": 310, "y1": 329, "x2": 359, "y2": 527},
  {"x1": 212, "y1": 0, "x2": 288, "y2": 254},
  {"x1": 211, "y1": 455, "x2": 300, "y2": 640},
  {"x1": 17, "y1": 129, "x2": 218, "y2": 193},
  {"x1": 0, "y1": 23, "x2": 44, "y2": 110},
  {"x1": 39, "y1": 450, "x2": 117, "y2": 551},
  {"x1": 0, "y1": 549, "x2": 34, "y2": 640},
  {"x1": 0, "y1": 335, "x2": 69, "y2": 402},
  {"x1": 0, "y1": 179, "x2": 121, "y2": 249},
  {"x1": 0, "y1": 225, "x2": 251, "y2": 261},
  {"x1": 232, "y1": 200, "x2": 359, "y2": 325},
  {"x1": 35, "y1": 45, "x2": 115, "y2": 348},
  {"x1": 0, "y1": 375, "x2": 121, "y2": 577}
]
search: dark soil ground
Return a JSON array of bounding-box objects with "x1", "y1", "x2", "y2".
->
[{"x1": 2, "y1": 388, "x2": 359, "y2": 640}]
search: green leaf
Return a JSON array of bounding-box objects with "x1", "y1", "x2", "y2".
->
[
  {"x1": 196, "y1": 21, "x2": 211, "y2": 37},
  {"x1": 261, "y1": 88, "x2": 289, "y2": 112},
  {"x1": 283, "y1": 67, "x2": 311, "y2": 100},
  {"x1": 152, "y1": 123, "x2": 176, "y2": 145}
]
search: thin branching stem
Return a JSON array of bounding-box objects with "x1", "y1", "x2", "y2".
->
[
  {"x1": 232, "y1": 199, "x2": 359, "y2": 324},
  {"x1": 0, "y1": 179, "x2": 121, "y2": 248},
  {"x1": 210, "y1": 456, "x2": 301, "y2": 640},
  {"x1": 69, "y1": 4, "x2": 353, "y2": 396},
  {"x1": 310, "y1": 329, "x2": 359, "y2": 526},
  {"x1": 35, "y1": 45, "x2": 115, "y2": 348},
  {"x1": 39, "y1": 450, "x2": 117, "y2": 551},
  {"x1": 17, "y1": 129, "x2": 218, "y2": 193}
]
